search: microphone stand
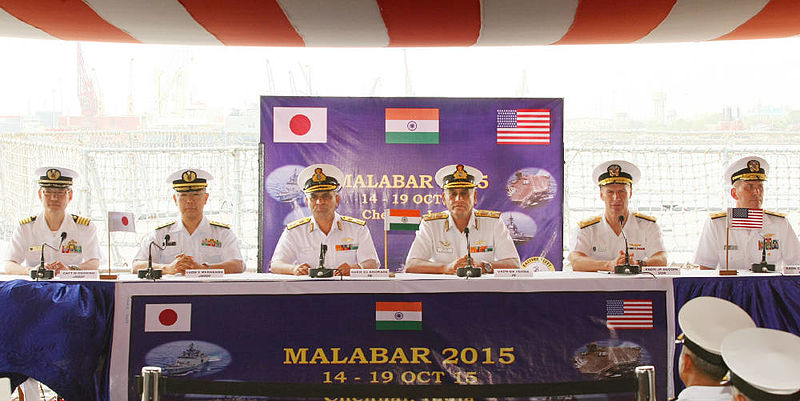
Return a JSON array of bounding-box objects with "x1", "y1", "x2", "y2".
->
[
  {"x1": 137, "y1": 235, "x2": 171, "y2": 280},
  {"x1": 751, "y1": 235, "x2": 775, "y2": 273},
  {"x1": 310, "y1": 244, "x2": 334, "y2": 278},
  {"x1": 614, "y1": 215, "x2": 640, "y2": 274},
  {"x1": 457, "y1": 227, "x2": 482, "y2": 277},
  {"x1": 31, "y1": 232, "x2": 67, "y2": 280}
]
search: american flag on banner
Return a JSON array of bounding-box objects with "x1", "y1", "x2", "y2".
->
[
  {"x1": 606, "y1": 299, "x2": 653, "y2": 329},
  {"x1": 496, "y1": 109, "x2": 550, "y2": 145},
  {"x1": 728, "y1": 208, "x2": 763, "y2": 229}
]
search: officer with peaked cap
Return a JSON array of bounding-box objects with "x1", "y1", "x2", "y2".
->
[
  {"x1": 722, "y1": 327, "x2": 800, "y2": 401},
  {"x1": 132, "y1": 168, "x2": 244, "y2": 274},
  {"x1": 568, "y1": 160, "x2": 666, "y2": 272},
  {"x1": 5, "y1": 167, "x2": 101, "y2": 275},
  {"x1": 271, "y1": 164, "x2": 380, "y2": 275},
  {"x1": 405, "y1": 164, "x2": 520, "y2": 274},
  {"x1": 675, "y1": 297, "x2": 756, "y2": 401},
  {"x1": 693, "y1": 156, "x2": 800, "y2": 270},
  {"x1": 4, "y1": 167, "x2": 102, "y2": 399}
]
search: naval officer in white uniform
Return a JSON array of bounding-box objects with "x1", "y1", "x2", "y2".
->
[
  {"x1": 405, "y1": 164, "x2": 520, "y2": 274},
  {"x1": 5, "y1": 167, "x2": 101, "y2": 275},
  {"x1": 4, "y1": 167, "x2": 102, "y2": 400},
  {"x1": 569, "y1": 160, "x2": 667, "y2": 272},
  {"x1": 722, "y1": 327, "x2": 800, "y2": 401},
  {"x1": 132, "y1": 168, "x2": 244, "y2": 274},
  {"x1": 271, "y1": 164, "x2": 380, "y2": 276},
  {"x1": 675, "y1": 297, "x2": 756, "y2": 401},
  {"x1": 693, "y1": 156, "x2": 800, "y2": 270}
]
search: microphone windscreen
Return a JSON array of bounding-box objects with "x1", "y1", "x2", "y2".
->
[{"x1": 60, "y1": 232, "x2": 67, "y2": 240}]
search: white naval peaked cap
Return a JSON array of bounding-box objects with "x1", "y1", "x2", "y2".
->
[
  {"x1": 592, "y1": 160, "x2": 640, "y2": 187},
  {"x1": 722, "y1": 327, "x2": 800, "y2": 399},
  {"x1": 297, "y1": 164, "x2": 343, "y2": 193},
  {"x1": 167, "y1": 168, "x2": 213, "y2": 192},
  {"x1": 435, "y1": 164, "x2": 484, "y2": 189},
  {"x1": 725, "y1": 155, "x2": 768, "y2": 185},
  {"x1": 35, "y1": 166, "x2": 78, "y2": 188},
  {"x1": 678, "y1": 297, "x2": 755, "y2": 365}
]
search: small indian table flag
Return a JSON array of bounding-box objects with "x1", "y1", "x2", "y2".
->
[
  {"x1": 384, "y1": 209, "x2": 421, "y2": 231},
  {"x1": 108, "y1": 211, "x2": 136, "y2": 232},
  {"x1": 376, "y1": 302, "x2": 422, "y2": 330}
]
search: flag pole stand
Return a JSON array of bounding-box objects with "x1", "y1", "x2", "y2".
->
[
  {"x1": 720, "y1": 226, "x2": 737, "y2": 276},
  {"x1": 384, "y1": 230, "x2": 388, "y2": 270},
  {"x1": 100, "y1": 230, "x2": 118, "y2": 280}
]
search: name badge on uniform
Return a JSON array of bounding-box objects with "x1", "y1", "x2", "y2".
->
[
  {"x1": 629, "y1": 243, "x2": 646, "y2": 251},
  {"x1": 29, "y1": 245, "x2": 42, "y2": 252},
  {"x1": 61, "y1": 240, "x2": 82, "y2": 254},
  {"x1": 436, "y1": 240, "x2": 453, "y2": 254},
  {"x1": 201, "y1": 238, "x2": 222, "y2": 247}
]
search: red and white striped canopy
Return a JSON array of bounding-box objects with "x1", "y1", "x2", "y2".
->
[{"x1": 0, "y1": 0, "x2": 797, "y2": 47}]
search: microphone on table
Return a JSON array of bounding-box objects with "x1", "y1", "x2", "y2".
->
[
  {"x1": 614, "y1": 216, "x2": 640, "y2": 274},
  {"x1": 137, "y1": 234, "x2": 171, "y2": 280},
  {"x1": 310, "y1": 243, "x2": 334, "y2": 278},
  {"x1": 456, "y1": 227, "x2": 482, "y2": 278},
  {"x1": 31, "y1": 232, "x2": 67, "y2": 280},
  {"x1": 751, "y1": 235, "x2": 776, "y2": 273}
]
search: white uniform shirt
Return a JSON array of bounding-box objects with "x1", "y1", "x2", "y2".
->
[
  {"x1": 271, "y1": 213, "x2": 380, "y2": 269},
  {"x1": 134, "y1": 216, "x2": 243, "y2": 265},
  {"x1": 406, "y1": 210, "x2": 520, "y2": 266},
  {"x1": 675, "y1": 385, "x2": 733, "y2": 401},
  {"x1": 6, "y1": 212, "x2": 101, "y2": 268},
  {"x1": 571, "y1": 211, "x2": 665, "y2": 263},
  {"x1": 693, "y1": 211, "x2": 800, "y2": 269}
]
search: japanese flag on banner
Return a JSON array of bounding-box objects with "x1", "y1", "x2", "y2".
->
[
  {"x1": 145, "y1": 304, "x2": 192, "y2": 332},
  {"x1": 108, "y1": 211, "x2": 135, "y2": 232},
  {"x1": 273, "y1": 107, "x2": 327, "y2": 143}
]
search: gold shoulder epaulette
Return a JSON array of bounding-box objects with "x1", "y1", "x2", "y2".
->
[
  {"x1": 765, "y1": 210, "x2": 786, "y2": 218},
  {"x1": 710, "y1": 211, "x2": 727, "y2": 220},
  {"x1": 19, "y1": 215, "x2": 37, "y2": 225},
  {"x1": 287, "y1": 217, "x2": 311, "y2": 230},
  {"x1": 578, "y1": 216, "x2": 601, "y2": 229},
  {"x1": 341, "y1": 216, "x2": 366, "y2": 226},
  {"x1": 210, "y1": 221, "x2": 231, "y2": 229},
  {"x1": 156, "y1": 221, "x2": 176, "y2": 230},
  {"x1": 423, "y1": 212, "x2": 448, "y2": 221},
  {"x1": 72, "y1": 214, "x2": 91, "y2": 226},
  {"x1": 474, "y1": 209, "x2": 501, "y2": 218},
  {"x1": 634, "y1": 212, "x2": 657, "y2": 222}
]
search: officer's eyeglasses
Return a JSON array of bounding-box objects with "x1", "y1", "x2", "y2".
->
[
  {"x1": 42, "y1": 188, "x2": 69, "y2": 198},
  {"x1": 309, "y1": 192, "x2": 334, "y2": 202}
]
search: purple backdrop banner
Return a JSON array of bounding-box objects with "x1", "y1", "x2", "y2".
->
[{"x1": 260, "y1": 96, "x2": 564, "y2": 271}]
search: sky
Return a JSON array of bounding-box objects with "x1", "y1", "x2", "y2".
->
[{"x1": 1, "y1": 36, "x2": 800, "y2": 120}]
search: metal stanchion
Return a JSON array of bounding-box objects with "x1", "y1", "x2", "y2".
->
[
  {"x1": 140, "y1": 366, "x2": 163, "y2": 401},
  {"x1": 635, "y1": 365, "x2": 656, "y2": 401}
]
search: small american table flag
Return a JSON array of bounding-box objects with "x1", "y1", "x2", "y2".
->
[
  {"x1": 727, "y1": 208, "x2": 763, "y2": 229},
  {"x1": 606, "y1": 299, "x2": 653, "y2": 329}
]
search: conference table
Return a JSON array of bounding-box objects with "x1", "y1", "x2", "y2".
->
[{"x1": 1, "y1": 271, "x2": 799, "y2": 401}]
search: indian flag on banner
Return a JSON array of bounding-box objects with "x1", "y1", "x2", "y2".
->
[
  {"x1": 376, "y1": 302, "x2": 422, "y2": 330},
  {"x1": 385, "y1": 108, "x2": 439, "y2": 144},
  {"x1": 384, "y1": 209, "x2": 421, "y2": 231}
]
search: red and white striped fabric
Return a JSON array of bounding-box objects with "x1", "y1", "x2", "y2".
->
[{"x1": 0, "y1": 0, "x2": 795, "y2": 46}]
